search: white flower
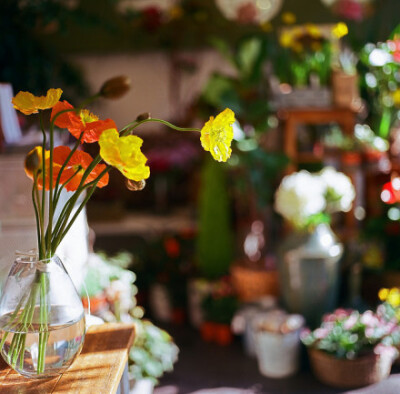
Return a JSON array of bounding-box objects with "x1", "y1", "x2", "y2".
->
[
  {"x1": 274, "y1": 170, "x2": 326, "y2": 228},
  {"x1": 319, "y1": 167, "x2": 356, "y2": 213},
  {"x1": 368, "y1": 48, "x2": 392, "y2": 67}
]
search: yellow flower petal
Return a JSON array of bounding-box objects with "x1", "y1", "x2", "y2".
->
[
  {"x1": 332, "y1": 22, "x2": 348, "y2": 39},
  {"x1": 12, "y1": 88, "x2": 63, "y2": 115},
  {"x1": 99, "y1": 129, "x2": 150, "y2": 181},
  {"x1": 378, "y1": 288, "x2": 389, "y2": 302},
  {"x1": 200, "y1": 108, "x2": 235, "y2": 162},
  {"x1": 12, "y1": 92, "x2": 37, "y2": 115}
]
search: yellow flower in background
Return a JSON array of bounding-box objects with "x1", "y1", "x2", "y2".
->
[
  {"x1": 305, "y1": 24, "x2": 321, "y2": 38},
  {"x1": 12, "y1": 88, "x2": 62, "y2": 115},
  {"x1": 392, "y1": 89, "x2": 400, "y2": 107},
  {"x1": 332, "y1": 22, "x2": 348, "y2": 39},
  {"x1": 200, "y1": 108, "x2": 235, "y2": 163},
  {"x1": 260, "y1": 21, "x2": 273, "y2": 33},
  {"x1": 169, "y1": 5, "x2": 184, "y2": 20},
  {"x1": 387, "y1": 288, "x2": 400, "y2": 307},
  {"x1": 281, "y1": 12, "x2": 296, "y2": 25},
  {"x1": 280, "y1": 31, "x2": 293, "y2": 47},
  {"x1": 99, "y1": 128, "x2": 150, "y2": 181},
  {"x1": 378, "y1": 288, "x2": 389, "y2": 302}
]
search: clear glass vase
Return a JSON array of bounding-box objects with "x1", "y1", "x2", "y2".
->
[{"x1": 0, "y1": 254, "x2": 85, "y2": 378}]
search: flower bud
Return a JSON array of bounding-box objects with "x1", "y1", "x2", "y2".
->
[
  {"x1": 136, "y1": 112, "x2": 151, "y2": 121},
  {"x1": 125, "y1": 179, "x2": 146, "y2": 191},
  {"x1": 100, "y1": 76, "x2": 131, "y2": 99},
  {"x1": 24, "y1": 146, "x2": 43, "y2": 177}
]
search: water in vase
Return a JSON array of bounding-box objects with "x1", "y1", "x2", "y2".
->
[{"x1": 0, "y1": 305, "x2": 85, "y2": 378}]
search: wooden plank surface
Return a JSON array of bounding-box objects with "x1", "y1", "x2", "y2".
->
[{"x1": 0, "y1": 323, "x2": 135, "y2": 394}]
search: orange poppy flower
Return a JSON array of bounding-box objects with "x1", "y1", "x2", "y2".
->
[
  {"x1": 51, "y1": 146, "x2": 109, "y2": 191},
  {"x1": 51, "y1": 101, "x2": 117, "y2": 143}
]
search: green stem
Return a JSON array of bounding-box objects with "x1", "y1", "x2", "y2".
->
[
  {"x1": 32, "y1": 175, "x2": 41, "y2": 255},
  {"x1": 53, "y1": 133, "x2": 84, "y2": 209},
  {"x1": 38, "y1": 113, "x2": 47, "y2": 260}
]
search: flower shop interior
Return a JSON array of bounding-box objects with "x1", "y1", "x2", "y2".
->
[{"x1": 3, "y1": 0, "x2": 400, "y2": 393}]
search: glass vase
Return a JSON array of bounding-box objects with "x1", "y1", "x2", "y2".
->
[
  {"x1": 0, "y1": 254, "x2": 85, "y2": 378},
  {"x1": 277, "y1": 223, "x2": 343, "y2": 327}
]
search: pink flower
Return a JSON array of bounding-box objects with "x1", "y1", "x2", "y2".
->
[
  {"x1": 375, "y1": 344, "x2": 398, "y2": 360},
  {"x1": 343, "y1": 313, "x2": 358, "y2": 330},
  {"x1": 314, "y1": 328, "x2": 330, "y2": 339},
  {"x1": 335, "y1": 0, "x2": 364, "y2": 21},
  {"x1": 360, "y1": 311, "x2": 379, "y2": 327}
]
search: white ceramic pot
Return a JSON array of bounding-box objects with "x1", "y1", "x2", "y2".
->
[
  {"x1": 130, "y1": 378, "x2": 154, "y2": 394},
  {"x1": 253, "y1": 312, "x2": 303, "y2": 378}
]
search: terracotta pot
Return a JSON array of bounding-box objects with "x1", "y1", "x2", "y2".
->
[
  {"x1": 200, "y1": 321, "x2": 216, "y2": 342},
  {"x1": 230, "y1": 265, "x2": 279, "y2": 303},
  {"x1": 214, "y1": 323, "x2": 233, "y2": 346},
  {"x1": 331, "y1": 70, "x2": 360, "y2": 109},
  {"x1": 308, "y1": 348, "x2": 393, "y2": 388}
]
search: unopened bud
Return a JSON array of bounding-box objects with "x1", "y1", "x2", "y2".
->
[
  {"x1": 100, "y1": 75, "x2": 131, "y2": 99},
  {"x1": 125, "y1": 179, "x2": 146, "y2": 191},
  {"x1": 24, "y1": 146, "x2": 43, "y2": 177},
  {"x1": 136, "y1": 112, "x2": 151, "y2": 121}
]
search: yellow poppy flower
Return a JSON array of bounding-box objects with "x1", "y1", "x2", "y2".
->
[
  {"x1": 12, "y1": 88, "x2": 62, "y2": 115},
  {"x1": 332, "y1": 22, "x2": 348, "y2": 39},
  {"x1": 99, "y1": 129, "x2": 150, "y2": 181},
  {"x1": 200, "y1": 108, "x2": 235, "y2": 162}
]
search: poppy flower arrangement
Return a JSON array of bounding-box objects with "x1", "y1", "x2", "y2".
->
[
  {"x1": 12, "y1": 77, "x2": 235, "y2": 260},
  {"x1": 6, "y1": 76, "x2": 235, "y2": 374}
]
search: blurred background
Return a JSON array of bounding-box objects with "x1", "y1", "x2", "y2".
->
[{"x1": 2, "y1": 0, "x2": 400, "y2": 393}]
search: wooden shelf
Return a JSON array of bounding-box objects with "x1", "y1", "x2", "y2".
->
[{"x1": 0, "y1": 323, "x2": 135, "y2": 394}]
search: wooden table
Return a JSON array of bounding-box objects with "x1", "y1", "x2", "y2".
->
[{"x1": 0, "y1": 323, "x2": 135, "y2": 394}]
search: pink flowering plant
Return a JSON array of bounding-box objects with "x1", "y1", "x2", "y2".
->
[{"x1": 301, "y1": 308, "x2": 399, "y2": 360}]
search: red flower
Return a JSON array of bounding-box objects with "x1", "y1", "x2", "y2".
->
[
  {"x1": 381, "y1": 180, "x2": 400, "y2": 204},
  {"x1": 51, "y1": 101, "x2": 117, "y2": 143},
  {"x1": 52, "y1": 146, "x2": 109, "y2": 191},
  {"x1": 388, "y1": 39, "x2": 400, "y2": 63},
  {"x1": 164, "y1": 237, "x2": 180, "y2": 258}
]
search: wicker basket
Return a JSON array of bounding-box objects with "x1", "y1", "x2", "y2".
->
[
  {"x1": 308, "y1": 348, "x2": 392, "y2": 388},
  {"x1": 230, "y1": 265, "x2": 279, "y2": 302}
]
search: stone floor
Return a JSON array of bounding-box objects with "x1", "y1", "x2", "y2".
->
[{"x1": 154, "y1": 324, "x2": 400, "y2": 394}]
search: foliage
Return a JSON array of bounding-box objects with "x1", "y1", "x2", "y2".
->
[
  {"x1": 201, "y1": 278, "x2": 238, "y2": 324},
  {"x1": 196, "y1": 157, "x2": 234, "y2": 279},
  {"x1": 301, "y1": 308, "x2": 399, "y2": 360},
  {"x1": 360, "y1": 25, "x2": 400, "y2": 138},
  {"x1": 0, "y1": 0, "x2": 89, "y2": 99},
  {"x1": 129, "y1": 318, "x2": 179, "y2": 384},
  {"x1": 198, "y1": 36, "x2": 288, "y2": 210}
]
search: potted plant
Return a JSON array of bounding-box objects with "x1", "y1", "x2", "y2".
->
[
  {"x1": 302, "y1": 308, "x2": 399, "y2": 388},
  {"x1": 129, "y1": 318, "x2": 179, "y2": 394},
  {"x1": 200, "y1": 277, "x2": 238, "y2": 346},
  {"x1": 252, "y1": 310, "x2": 304, "y2": 378},
  {"x1": 331, "y1": 47, "x2": 360, "y2": 109},
  {"x1": 275, "y1": 167, "x2": 355, "y2": 326}
]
